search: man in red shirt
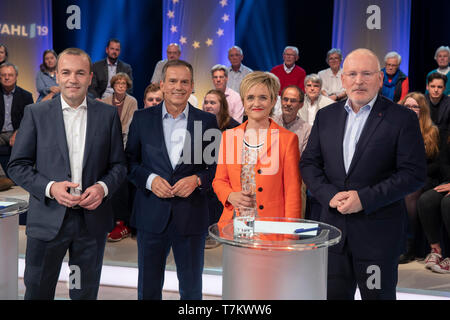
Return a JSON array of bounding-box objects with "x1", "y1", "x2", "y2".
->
[{"x1": 270, "y1": 46, "x2": 306, "y2": 94}]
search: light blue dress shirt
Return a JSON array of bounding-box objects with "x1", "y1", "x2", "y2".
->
[
  {"x1": 146, "y1": 103, "x2": 189, "y2": 191},
  {"x1": 342, "y1": 95, "x2": 377, "y2": 173}
]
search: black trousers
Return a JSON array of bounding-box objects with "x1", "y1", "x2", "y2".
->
[
  {"x1": 24, "y1": 209, "x2": 107, "y2": 300},
  {"x1": 417, "y1": 188, "x2": 450, "y2": 245},
  {"x1": 327, "y1": 240, "x2": 398, "y2": 300}
]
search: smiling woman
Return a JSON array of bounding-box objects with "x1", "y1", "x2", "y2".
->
[{"x1": 213, "y1": 71, "x2": 302, "y2": 223}]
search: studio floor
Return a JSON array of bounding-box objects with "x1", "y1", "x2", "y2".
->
[{"x1": 4, "y1": 186, "x2": 450, "y2": 300}]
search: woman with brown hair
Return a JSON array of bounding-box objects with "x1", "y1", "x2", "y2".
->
[
  {"x1": 398, "y1": 92, "x2": 440, "y2": 263},
  {"x1": 202, "y1": 89, "x2": 240, "y2": 131}
]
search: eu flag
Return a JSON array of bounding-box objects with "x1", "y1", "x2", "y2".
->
[{"x1": 163, "y1": 0, "x2": 235, "y2": 108}]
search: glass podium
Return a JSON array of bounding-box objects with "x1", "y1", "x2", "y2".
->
[
  {"x1": 209, "y1": 217, "x2": 341, "y2": 300},
  {"x1": 0, "y1": 197, "x2": 28, "y2": 300}
]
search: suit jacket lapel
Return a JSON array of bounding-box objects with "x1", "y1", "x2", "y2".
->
[
  {"x1": 346, "y1": 97, "x2": 386, "y2": 176},
  {"x1": 52, "y1": 98, "x2": 71, "y2": 170},
  {"x1": 174, "y1": 105, "x2": 194, "y2": 172},
  {"x1": 335, "y1": 103, "x2": 348, "y2": 175},
  {"x1": 156, "y1": 104, "x2": 174, "y2": 172},
  {"x1": 83, "y1": 99, "x2": 97, "y2": 169}
]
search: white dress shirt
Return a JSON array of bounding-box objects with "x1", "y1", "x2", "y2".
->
[{"x1": 45, "y1": 96, "x2": 108, "y2": 198}]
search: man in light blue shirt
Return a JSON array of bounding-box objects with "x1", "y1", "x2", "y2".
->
[
  {"x1": 301, "y1": 49, "x2": 426, "y2": 300},
  {"x1": 342, "y1": 95, "x2": 376, "y2": 172},
  {"x1": 227, "y1": 46, "x2": 253, "y2": 94}
]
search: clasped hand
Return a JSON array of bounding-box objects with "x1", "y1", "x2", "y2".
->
[
  {"x1": 50, "y1": 181, "x2": 104, "y2": 211},
  {"x1": 151, "y1": 175, "x2": 198, "y2": 198},
  {"x1": 329, "y1": 190, "x2": 363, "y2": 214}
]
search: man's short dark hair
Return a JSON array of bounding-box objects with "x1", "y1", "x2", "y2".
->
[
  {"x1": 161, "y1": 59, "x2": 194, "y2": 83},
  {"x1": 428, "y1": 72, "x2": 448, "y2": 86},
  {"x1": 57, "y1": 48, "x2": 93, "y2": 73},
  {"x1": 281, "y1": 85, "x2": 304, "y2": 103},
  {"x1": 107, "y1": 38, "x2": 121, "y2": 48}
]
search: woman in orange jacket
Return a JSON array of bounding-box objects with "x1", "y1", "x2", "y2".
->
[{"x1": 213, "y1": 71, "x2": 302, "y2": 223}]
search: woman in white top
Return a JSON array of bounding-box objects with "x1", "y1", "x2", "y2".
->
[{"x1": 318, "y1": 48, "x2": 347, "y2": 101}]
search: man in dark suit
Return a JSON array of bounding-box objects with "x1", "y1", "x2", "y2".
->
[
  {"x1": 126, "y1": 59, "x2": 219, "y2": 300},
  {"x1": 300, "y1": 49, "x2": 426, "y2": 300},
  {"x1": 0, "y1": 62, "x2": 33, "y2": 147},
  {"x1": 425, "y1": 72, "x2": 450, "y2": 142},
  {"x1": 0, "y1": 62, "x2": 34, "y2": 188},
  {"x1": 7, "y1": 48, "x2": 127, "y2": 300},
  {"x1": 89, "y1": 39, "x2": 133, "y2": 99}
]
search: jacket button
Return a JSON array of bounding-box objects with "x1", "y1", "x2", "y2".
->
[
  {"x1": 259, "y1": 205, "x2": 264, "y2": 210},
  {"x1": 258, "y1": 187, "x2": 263, "y2": 192}
]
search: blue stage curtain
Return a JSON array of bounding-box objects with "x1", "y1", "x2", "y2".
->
[{"x1": 332, "y1": 0, "x2": 411, "y2": 75}]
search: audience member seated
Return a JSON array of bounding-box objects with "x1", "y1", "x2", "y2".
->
[
  {"x1": 272, "y1": 85, "x2": 311, "y2": 154},
  {"x1": 35, "y1": 49, "x2": 60, "y2": 102},
  {"x1": 202, "y1": 89, "x2": 240, "y2": 248},
  {"x1": 211, "y1": 64, "x2": 244, "y2": 123},
  {"x1": 398, "y1": 92, "x2": 439, "y2": 264},
  {"x1": 0, "y1": 62, "x2": 33, "y2": 188},
  {"x1": 318, "y1": 48, "x2": 346, "y2": 101},
  {"x1": 102, "y1": 72, "x2": 137, "y2": 242},
  {"x1": 299, "y1": 74, "x2": 334, "y2": 126},
  {"x1": 426, "y1": 46, "x2": 450, "y2": 96},
  {"x1": 143, "y1": 83, "x2": 163, "y2": 108},
  {"x1": 89, "y1": 39, "x2": 133, "y2": 99},
  {"x1": 227, "y1": 46, "x2": 253, "y2": 94},
  {"x1": 380, "y1": 51, "x2": 409, "y2": 103},
  {"x1": 272, "y1": 85, "x2": 311, "y2": 218},
  {"x1": 203, "y1": 89, "x2": 240, "y2": 131},
  {"x1": 270, "y1": 46, "x2": 306, "y2": 94},
  {"x1": 0, "y1": 44, "x2": 8, "y2": 66},
  {"x1": 425, "y1": 73, "x2": 450, "y2": 140},
  {"x1": 150, "y1": 43, "x2": 181, "y2": 84},
  {"x1": 213, "y1": 71, "x2": 302, "y2": 223},
  {"x1": 417, "y1": 130, "x2": 450, "y2": 273}
]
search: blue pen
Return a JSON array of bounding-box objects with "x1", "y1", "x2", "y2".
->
[{"x1": 294, "y1": 227, "x2": 319, "y2": 234}]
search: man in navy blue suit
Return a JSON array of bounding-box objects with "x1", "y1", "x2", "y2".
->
[
  {"x1": 126, "y1": 59, "x2": 219, "y2": 300},
  {"x1": 300, "y1": 49, "x2": 426, "y2": 300}
]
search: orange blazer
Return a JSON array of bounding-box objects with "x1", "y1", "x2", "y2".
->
[{"x1": 213, "y1": 119, "x2": 302, "y2": 223}]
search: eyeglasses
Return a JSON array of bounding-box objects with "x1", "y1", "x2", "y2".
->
[
  {"x1": 404, "y1": 104, "x2": 420, "y2": 110},
  {"x1": 342, "y1": 71, "x2": 379, "y2": 81},
  {"x1": 282, "y1": 97, "x2": 300, "y2": 104},
  {"x1": 147, "y1": 97, "x2": 162, "y2": 102}
]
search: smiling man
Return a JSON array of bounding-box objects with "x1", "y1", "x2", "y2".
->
[
  {"x1": 126, "y1": 59, "x2": 219, "y2": 300},
  {"x1": 300, "y1": 48, "x2": 426, "y2": 300},
  {"x1": 7, "y1": 48, "x2": 127, "y2": 300}
]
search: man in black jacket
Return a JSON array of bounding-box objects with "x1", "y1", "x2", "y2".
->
[
  {"x1": 89, "y1": 39, "x2": 133, "y2": 99},
  {"x1": 0, "y1": 62, "x2": 33, "y2": 188}
]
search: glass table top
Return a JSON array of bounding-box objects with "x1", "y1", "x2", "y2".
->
[{"x1": 209, "y1": 217, "x2": 341, "y2": 251}]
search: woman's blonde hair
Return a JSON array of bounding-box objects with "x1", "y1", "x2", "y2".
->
[
  {"x1": 399, "y1": 92, "x2": 439, "y2": 158},
  {"x1": 239, "y1": 71, "x2": 280, "y2": 105}
]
